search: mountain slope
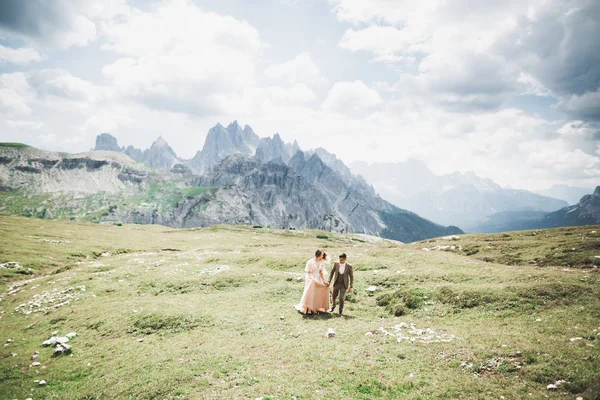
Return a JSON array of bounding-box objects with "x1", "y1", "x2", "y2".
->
[
  {"x1": 539, "y1": 186, "x2": 600, "y2": 227},
  {"x1": 0, "y1": 143, "x2": 461, "y2": 242},
  {"x1": 470, "y1": 186, "x2": 600, "y2": 232}
]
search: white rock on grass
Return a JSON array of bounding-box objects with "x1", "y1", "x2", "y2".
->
[
  {"x1": 39, "y1": 380, "x2": 47, "y2": 386},
  {"x1": 546, "y1": 384, "x2": 557, "y2": 390},
  {"x1": 6, "y1": 338, "x2": 13, "y2": 343},
  {"x1": 325, "y1": 328, "x2": 335, "y2": 338},
  {"x1": 32, "y1": 362, "x2": 41, "y2": 367},
  {"x1": 366, "y1": 286, "x2": 377, "y2": 292},
  {"x1": 66, "y1": 332, "x2": 77, "y2": 338},
  {"x1": 42, "y1": 337, "x2": 57, "y2": 346},
  {"x1": 569, "y1": 337, "x2": 583, "y2": 342},
  {"x1": 53, "y1": 343, "x2": 71, "y2": 356}
]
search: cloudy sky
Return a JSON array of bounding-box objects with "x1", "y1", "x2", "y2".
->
[{"x1": 0, "y1": 0, "x2": 599, "y2": 191}]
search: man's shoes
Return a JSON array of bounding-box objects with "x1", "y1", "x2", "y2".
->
[{"x1": 329, "y1": 307, "x2": 335, "y2": 312}]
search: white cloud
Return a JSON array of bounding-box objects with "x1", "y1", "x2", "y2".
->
[
  {"x1": 0, "y1": 72, "x2": 33, "y2": 115},
  {"x1": 265, "y1": 52, "x2": 327, "y2": 86},
  {"x1": 331, "y1": 0, "x2": 600, "y2": 117},
  {"x1": 0, "y1": 45, "x2": 41, "y2": 64},
  {"x1": 28, "y1": 69, "x2": 112, "y2": 103},
  {"x1": 101, "y1": 0, "x2": 263, "y2": 116},
  {"x1": 322, "y1": 80, "x2": 382, "y2": 115},
  {"x1": 340, "y1": 25, "x2": 426, "y2": 58},
  {"x1": 6, "y1": 120, "x2": 43, "y2": 130}
]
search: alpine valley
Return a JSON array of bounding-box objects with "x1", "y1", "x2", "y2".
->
[{"x1": 0, "y1": 122, "x2": 463, "y2": 243}]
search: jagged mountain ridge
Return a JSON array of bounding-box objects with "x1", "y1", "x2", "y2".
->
[
  {"x1": 1, "y1": 141, "x2": 462, "y2": 242},
  {"x1": 350, "y1": 160, "x2": 569, "y2": 231},
  {"x1": 95, "y1": 121, "x2": 303, "y2": 176},
  {"x1": 94, "y1": 133, "x2": 180, "y2": 171}
]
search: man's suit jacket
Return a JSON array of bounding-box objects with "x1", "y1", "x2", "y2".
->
[{"x1": 328, "y1": 262, "x2": 354, "y2": 289}]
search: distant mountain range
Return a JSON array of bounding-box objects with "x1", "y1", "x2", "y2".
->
[
  {"x1": 0, "y1": 123, "x2": 462, "y2": 242},
  {"x1": 474, "y1": 187, "x2": 600, "y2": 232},
  {"x1": 350, "y1": 159, "x2": 572, "y2": 232}
]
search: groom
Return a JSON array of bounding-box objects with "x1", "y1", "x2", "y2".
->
[{"x1": 328, "y1": 253, "x2": 354, "y2": 316}]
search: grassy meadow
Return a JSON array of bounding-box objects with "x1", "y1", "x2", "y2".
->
[{"x1": 1, "y1": 215, "x2": 599, "y2": 399}]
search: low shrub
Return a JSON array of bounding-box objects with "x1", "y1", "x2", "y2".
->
[{"x1": 316, "y1": 235, "x2": 329, "y2": 239}]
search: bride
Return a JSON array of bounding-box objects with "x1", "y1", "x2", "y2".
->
[{"x1": 295, "y1": 250, "x2": 330, "y2": 315}]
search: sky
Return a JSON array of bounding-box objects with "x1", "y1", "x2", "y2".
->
[{"x1": 0, "y1": 0, "x2": 599, "y2": 191}]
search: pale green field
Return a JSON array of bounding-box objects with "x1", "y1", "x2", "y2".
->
[{"x1": 1, "y1": 215, "x2": 599, "y2": 399}]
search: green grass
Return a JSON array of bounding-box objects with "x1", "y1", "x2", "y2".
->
[
  {"x1": 415, "y1": 226, "x2": 600, "y2": 268},
  {"x1": 0, "y1": 215, "x2": 599, "y2": 399},
  {"x1": 184, "y1": 186, "x2": 219, "y2": 198},
  {"x1": 0, "y1": 142, "x2": 29, "y2": 148}
]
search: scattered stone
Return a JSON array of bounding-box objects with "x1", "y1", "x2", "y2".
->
[
  {"x1": 535, "y1": 318, "x2": 542, "y2": 322},
  {"x1": 137, "y1": 338, "x2": 144, "y2": 342},
  {"x1": 365, "y1": 332, "x2": 373, "y2": 336},
  {"x1": 576, "y1": 397, "x2": 583, "y2": 400},
  {"x1": 42, "y1": 337, "x2": 57, "y2": 347},
  {"x1": 422, "y1": 245, "x2": 463, "y2": 252},
  {"x1": 39, "y1": 380, "x2": 47, "y2": 386},
  {"x1": 279, "y1": 316, "x2": 285, "y2": 320},
  {"x1": 460, "y1": 361, "x2": 473, "y2": 369},
  {"x1": 66, "y1": 332, "x2": 77, "y2": 339},
  {"x1": 0, "y1": 262, "x2": 22, "y2": 269},
  {"x1": 31, "y1": 353, "x2": 38, "y2": 360},
  {"x1": 442, "y1": 235, "x2": 460, "y2": 240},
  {"x1": 6, "y1": 338, "x2": 13, "y2": 343},
  {"x1": 14, "y1": 285, "x2": 86, "y2": 315},
  {"x1": 53, "y1": 343, "x2": 71, "y2": 356},
  {"x1": 32, "y1": 362, "x2": 41, "y2": 367},
  {"x1": 198, "y1": 265, "x2": 230, "y2": 276},
  {"x1": 325, "y1": 328, "x2": 335, "y2": 338},
  {"x1": 547, "y1": 384, "x2": 557, "y2": 391},
  {"x1": 366, "y1": 286, "x2": 377, "y2": 292},
  {"x1": 570, "y1": 337, "x2": 583, "y2": 342},
  {"x1": 10, "y1": 352, "x2": 17, "y2": 357},
  {"x1": 101, "y1": 252, "x2": 111, "y2": 257},
  {"x1": 51, "y1": 330, "x2": 58, "y2": 335}
]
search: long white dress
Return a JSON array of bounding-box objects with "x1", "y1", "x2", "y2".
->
[{"x1": 295, "y1": 258, "x2": 329, "y2": 314}]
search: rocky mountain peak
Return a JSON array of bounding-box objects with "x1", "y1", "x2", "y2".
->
[
  {"x1": 94, "y1": 133, "x2": 121, "y2": 152},
  {"x1": 152, "y1": 136, "x2": 169, "y2": 148},
  {"x1": 594, "y1": 186, "x2": 600, "y2": 197}
]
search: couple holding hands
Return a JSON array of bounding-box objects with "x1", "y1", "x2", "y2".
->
[{"x1": 295, "y1": 250, "x2": 354, "y2": 316}]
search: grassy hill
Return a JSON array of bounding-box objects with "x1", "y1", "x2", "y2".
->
[{"x1": 1, "y1": 215, "x2": 599, "y2": 399}]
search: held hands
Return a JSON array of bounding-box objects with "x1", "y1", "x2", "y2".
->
[{"x1": 347, "y1": 287, "x2": 352, "y2": 293}]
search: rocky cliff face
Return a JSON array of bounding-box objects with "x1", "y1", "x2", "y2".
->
[
  {"x1": 187, "y1": 121, "x2": 261, "y2": 174},
  {"x1": 0, "y1": 145, "x2": 149, "y2": 194},
  {"x1": 178, "y1": 153, "x2": 463, "y2": 241},
  {"x1": 255, "y1": 133, "x2": 300, "y2": 164},
  {"x1": 542, "y1": 186, "x2": 600, "y2": 226},
  {"x1": 94, "y1": 133, "x2": 122, "y2": 152}
]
